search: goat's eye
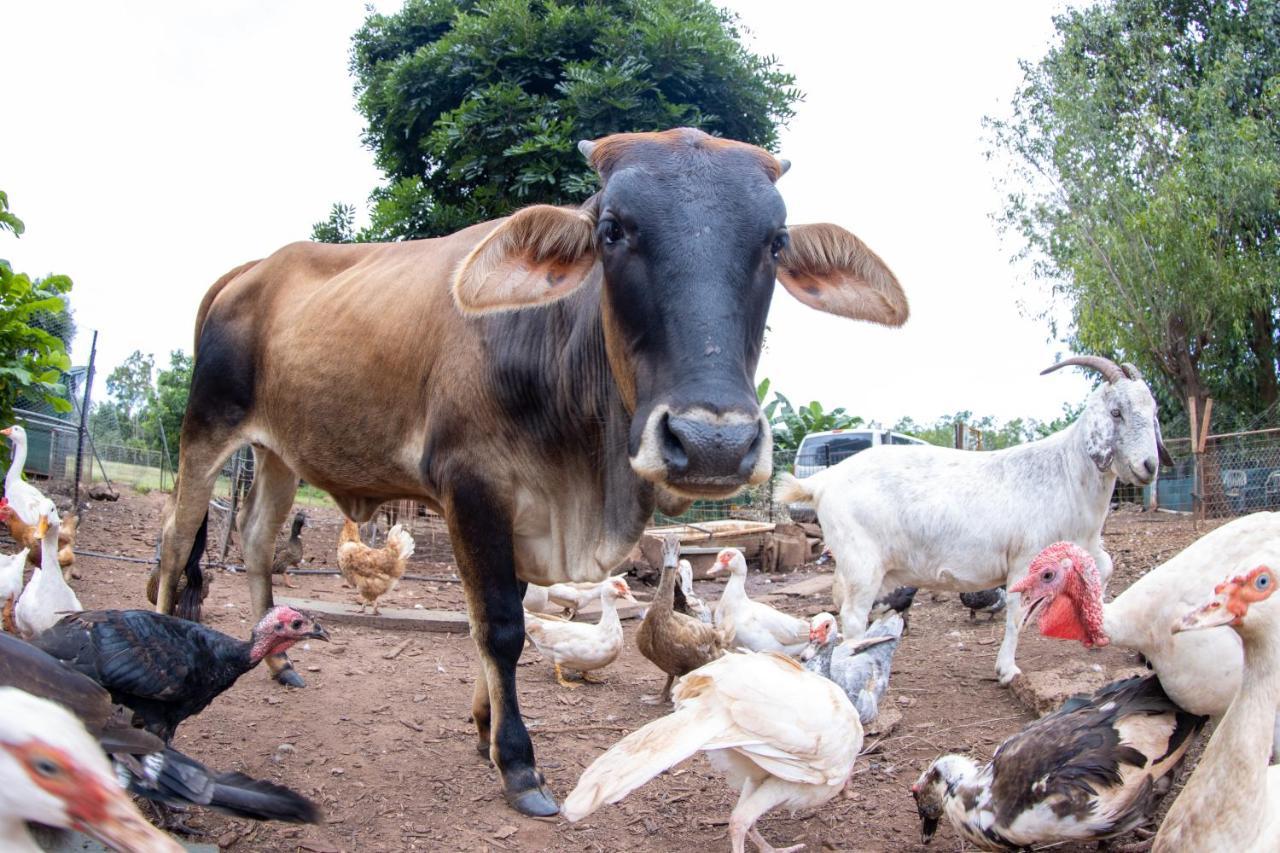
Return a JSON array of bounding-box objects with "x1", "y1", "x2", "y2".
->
[
  {"x1": 770, "y1": 232, "x2": 789, "y2": 259},
  {"x1": 1110, "y1": 408, "x2": 1122, "y2": 419},
  {"x1": 601, "y1": 219, "x2": 624, "y2": 246}
]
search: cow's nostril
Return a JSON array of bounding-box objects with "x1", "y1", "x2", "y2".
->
[
  {"x1": 736, "y1": 420, "x2": 765, "y2": 478},
  {"x1": 1144, "y1": 458, "x2": 1157, "y2": 476},
  {"x1": 659, "y1": 412, "x2": 690, "y2": 474}
]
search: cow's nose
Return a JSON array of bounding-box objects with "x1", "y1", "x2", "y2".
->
[{"x1": 660, "y1": 412, "x2": 764, "y2": 481}]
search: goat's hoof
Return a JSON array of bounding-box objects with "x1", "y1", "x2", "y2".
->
[
  {"x1": 505, "y1": 780, "x2": 558, "y2": 817},
  {"x1": 275, "y1": 667, "x2": 306, "y2": 688},
  {"x1": 996, "y1": 666, "x2": 1021, "y2": 687}
]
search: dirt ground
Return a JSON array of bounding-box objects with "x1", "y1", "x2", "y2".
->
[{"x1": 28, "y1": 490, "x2": 1233, "y2": 852}]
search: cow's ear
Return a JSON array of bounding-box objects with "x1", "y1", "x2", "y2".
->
[
  {"x1": 452, "y1": 205, "x2": 598, "y2": 315},
  {"x1": 777, "y1": 223, "x2": 908, "y2": 327}
]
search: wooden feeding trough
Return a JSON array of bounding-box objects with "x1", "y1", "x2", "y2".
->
[{"x1": 643, "y1": 519, "x2": 777, "y2": 578}]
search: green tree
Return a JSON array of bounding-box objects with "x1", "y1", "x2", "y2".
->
[
  {"x1": 141, "y1": 350, "x2": 193, "y2": 465},
  {"x1": 0, "y1": 191, "x2": 74, "y2": 432},
  {"x1": 987, "y1": 0, "x2": 1280, "y2": 429},
  {"x1": 104, "y1": 350, "x2": 155, "y2": 445},
  {"x1": 325, "y1": 0, "x2": 801, "y2": 241},
  {"x1": 312, "y1": 203, "x2": 357, "y2": 244},
  {"x1": 768, "y1": 392, "x2": 864, "y2": 451}
]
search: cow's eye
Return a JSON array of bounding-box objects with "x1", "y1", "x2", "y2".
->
[
  {"x1": 601, "y1": 219, "x2": 624, "y2": 246},
  {"x1": 770, "y1": 231, "x2": 789, "y2": 259}
]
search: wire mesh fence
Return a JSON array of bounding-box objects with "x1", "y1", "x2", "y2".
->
[{"x1": 1153, "y1": 428, "x2": 1280, "y2": 517}]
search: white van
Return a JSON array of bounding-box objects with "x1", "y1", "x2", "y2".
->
[{"x1": 787, "y1": 428, "x2": 928, "y2": 521}]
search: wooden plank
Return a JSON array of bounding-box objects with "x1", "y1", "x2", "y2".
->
[
  {"x1": 1187, "y1": 396, "x2": 1199, "y2": 450},
  {"x1": 278, "y1": 594, "x2": 647, "y2": 634},
  {"x1": 1197, "y1": 397, "x2": 1214, "y2": 454}
]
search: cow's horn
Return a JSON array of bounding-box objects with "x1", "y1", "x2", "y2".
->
[
  {"x1": 1120, "y1": 362, "x2": 1144, "y2": 382},
  {"x1": 1040, "y1": 356, "x2": 1125, "y2": 384},
  {"x1": 577, "y1": 139, "x2": 597, "y2": 161}
]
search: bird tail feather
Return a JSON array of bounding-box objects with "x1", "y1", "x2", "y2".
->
[
  {"x1": 129, "y1": 747, "x2": 320, "y2": 823},
  {"x1": 174, "y1": 513, "x2": 208, "y2": 622},
  {"x1": 387, "y1": 524, "x2": 415, "y2": 561},
  {"x1": 562, "y1": 702, "x2": 723, "y2": 822}
]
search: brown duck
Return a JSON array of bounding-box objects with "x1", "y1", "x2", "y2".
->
[{"x1": 636, "y1": 535, "x2": 728, "y2": 703}]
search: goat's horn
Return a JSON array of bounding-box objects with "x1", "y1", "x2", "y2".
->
[
  {"x1": 1040, "y1": 356, "x2": 1125, "y2": 384},
  {"x1": 1120, "y1": 362, "x2": 1143, "y2": 382}
]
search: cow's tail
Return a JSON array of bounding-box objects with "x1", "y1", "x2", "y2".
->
[
  {"x1": 175, "y1": 513, "x2": 209, "y2": 623},
  {"x1": 775, "y1": 472, "x2": 818, "y2": 507}
]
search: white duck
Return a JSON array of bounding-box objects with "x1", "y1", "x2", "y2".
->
[
  {"x1": 14, "y1": 504, "x2": 81, "y2": 639},
  {"x1": 522, "y1": 582, "x2": 560, "y2": 615},
  {"x1": 564, "y1": 651, "x2": 862, "y2": 853},
  {"x1": 1011, "y1": 512, "x2": 1280, "y2": 754},
  {"x1": 677, "y1": 558, "x2": 713, "y2": 624},
  {"x1": 0, "y1": 548, "x2": 26, "y2": 633},
  {"x1": 1156, "y1": 563, "x2": 1280, "y2": 852},
  {"x1": 912, "y1": 674, "x2": 1205, "y2": 850},
  {"x1": 1, "y1": 426, "x2": 50, "y2": 538},
  {"x1": 525, "y1": 576, "x2": 637, "y2": 687},
  {"x1": 0, "y1": 687, "x2": 183, "y2": 853},
  {"x1": 709, "y1": 548, "x2": 808, "y2": 655},
  {"x1": 545, "y1": 573, "x2": 627, "y2": 619}
]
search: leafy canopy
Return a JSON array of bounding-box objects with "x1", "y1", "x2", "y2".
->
[
  {"x1": 318, "y1": 0, "x2": 801, "y2": 241},
  {"x1": 987, "y1": 0, "x2": 1280, "y2": 430},
  {"x1": 0, "y1": 191, "x2": 74, "y2": 429}
]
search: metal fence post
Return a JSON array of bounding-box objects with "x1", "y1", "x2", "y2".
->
[{"x1": 73, "y1": 330, "x2": 97, "y2": 507}]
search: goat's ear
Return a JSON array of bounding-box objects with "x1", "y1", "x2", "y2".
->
[
  {"x1": 777, "y1": 224, "x2": 908, "y2": 327},
  {"x1": 1082, "y1": 410, "x2": 1116, "y2": 473},
  {"x1": 453, "y1": 205, "x2": 598, "y2": 315}
]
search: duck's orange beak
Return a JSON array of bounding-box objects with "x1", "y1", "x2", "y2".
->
[{"x1": 36, "y1": 515, "x2": 48, "y2": 539}]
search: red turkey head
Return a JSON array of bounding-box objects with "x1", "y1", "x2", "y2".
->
[{"x1": 1010, "y1": 542, "x2": 1108, "y2": 647}]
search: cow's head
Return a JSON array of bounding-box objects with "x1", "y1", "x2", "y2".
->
[{"x1": 452, "y1": 128, "x2": 908, "y2": 499}]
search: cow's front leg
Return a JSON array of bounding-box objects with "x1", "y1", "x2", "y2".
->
[{"x1": 447, "y1": 477, "x2": 557, "y2": 817}]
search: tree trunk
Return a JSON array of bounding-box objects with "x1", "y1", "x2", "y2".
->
[{"x1": 1248, "y1": 306, "x2": 1278, "y2": 410}]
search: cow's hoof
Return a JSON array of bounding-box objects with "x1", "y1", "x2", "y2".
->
[
  {"x1": 505, "y1": 781, "x2": 559, "y2": 817},
  {"x1": 275, "y1": 667, "x2": 306, "y2": 688}
]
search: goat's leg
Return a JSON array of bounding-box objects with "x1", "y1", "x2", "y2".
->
[
  {"x1": 238, "y1": 448, "x2": 303, "y2": 686},
  {"x1": 996, "y1": 563, "x2": 1031, "y2": 685},
  {"x1": 1090, "y1": 541, "x2": 1115, "y2": 592},
  {"x1": 447, "y1": 475, "x2": 556, "y2": 817},
  {"x1": 834, "y1": 549, "x2": 881, "y2": 638}
]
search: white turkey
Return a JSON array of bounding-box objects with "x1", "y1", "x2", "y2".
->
[{"x1": 563, "y1": 651, "x2": 862, "y2": 853}]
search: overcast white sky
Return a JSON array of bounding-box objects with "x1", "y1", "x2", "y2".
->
[{"x1": 1, "y1": 0, "x2": 1090, "y2": 426}]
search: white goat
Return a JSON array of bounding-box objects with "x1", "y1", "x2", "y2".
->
[{"x1": 777, "y1": 356, "x2": 1171, "y2": 685}]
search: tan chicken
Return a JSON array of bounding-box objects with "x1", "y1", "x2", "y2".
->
[
  {"x1": 637, "y1": 535, "x2": 728, "y2": 703},
  {"x1": 337, "y1": 519, "x2": 415, "y2": 615},
  {"x1": 564, "y1": 651, "x2": 863, "y2": 853},
  {"x1": 525, "y1": 577, "x2": 637, "y2": 688},
  {"x1": 0, "y1": 497, "x2": 76, "y2": 580}
]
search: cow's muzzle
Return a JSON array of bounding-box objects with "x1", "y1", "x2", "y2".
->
[{"x1": 631, "y1": 405, "x2": 772, "y2": 497}]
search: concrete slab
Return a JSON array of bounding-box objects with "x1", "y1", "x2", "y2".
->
[
  {"x1": 277, "y1": 596, "x2": 471, "y2": 633},
  {"x1": 1009, "y1": 665, "x2": 1146, "y2": 716},
  {"x1": 279, "y1": 594, "x2": 647, "y2": 634}
]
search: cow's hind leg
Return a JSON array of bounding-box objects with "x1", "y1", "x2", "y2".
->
[
  {"x1": 237, "y1": 447, "x2": 303, "y2": 686},
  {"x1": 447, "y1": 475, "x2": 556, "y2": 816},
  {"x1": 153, "y1": 428, "x2": 240, "y2": 618}
]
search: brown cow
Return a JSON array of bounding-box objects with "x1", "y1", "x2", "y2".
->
[{"x1": 153, "y1": 128, "x2": 908, "y2": 815}]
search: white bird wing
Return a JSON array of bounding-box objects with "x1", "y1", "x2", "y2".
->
[
  {"x1": 741, "y1": 600, "x2": 810, "y2": 649},
  {"x1": 684, "y1": 652, "x2": 861, "y2": 786}
]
